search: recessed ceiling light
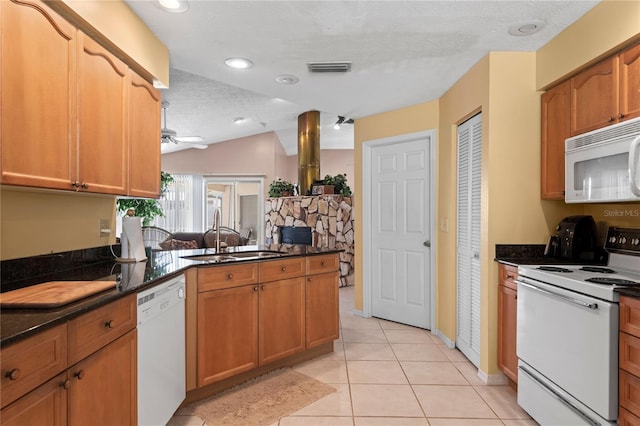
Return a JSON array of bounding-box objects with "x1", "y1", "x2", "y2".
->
[
  {"x1": 225, "y1": 58, "x2": 253, "y2": 69},
  {"x1": 508, "y1": 20, "x2": 546, "y2": 36},
  {"x1": 275, "y1": 74, "x2": 299, "y2": 85},
  {"x1": 157, "y1": 0, "x2": 189, "y2": 13},
  {"x1": 233, "y1": 117, "x2": 247, "y2": 124}
]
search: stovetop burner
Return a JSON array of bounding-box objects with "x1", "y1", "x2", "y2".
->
[
  {"x1": 585, "y1": 277, "x2": 640, "y2": 286},
  {"x1": 537, "y1": 266, "x2": 573, "y2": 273},
  {"x1": 580, "y1": 266, "x2": 615, "y2": 274}
]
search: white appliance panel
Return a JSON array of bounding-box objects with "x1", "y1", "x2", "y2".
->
[
  {"x1": 518, "y1": 361, "x2": 616, "y2": 426},
  {"x1": 517, "y1": 277, "x2": 618, "y2": 420}
]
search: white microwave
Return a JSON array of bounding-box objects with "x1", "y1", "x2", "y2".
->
[{"x1": 565, "y1": 116, "x2": 640, "y2": 203}]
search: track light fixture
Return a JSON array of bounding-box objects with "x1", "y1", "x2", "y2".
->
[{"x1": 333, "y1": 116, "x2": 354, "y2": 130}]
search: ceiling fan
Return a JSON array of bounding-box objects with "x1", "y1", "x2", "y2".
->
[{"x1": 161, "y1": 101, "x2": 207, "y2": 150}]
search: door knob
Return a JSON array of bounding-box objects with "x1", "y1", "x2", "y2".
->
[{"x1": 423, "y1": 241, "x2": 431, "y2": 247}]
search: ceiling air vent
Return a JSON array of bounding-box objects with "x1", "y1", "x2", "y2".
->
[{"x1": 307, "y1": 61, "x2": 352, "y2": 73}]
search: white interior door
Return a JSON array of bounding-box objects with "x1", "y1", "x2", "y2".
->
[
  {"x1": 456, "y1": 113, "x2": 482, "y2": 367},
  {"x1": 369, "y1": 133, "x2": 432, "y2": 329}
]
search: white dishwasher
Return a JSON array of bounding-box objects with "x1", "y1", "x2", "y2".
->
[{"x1": 137, "y1": 275, "x2": 186, "y2": 426}]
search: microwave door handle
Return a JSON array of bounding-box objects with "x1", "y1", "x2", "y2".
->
[{"x1": 630, "y1": 135, "x2": 640, "y2": 196}]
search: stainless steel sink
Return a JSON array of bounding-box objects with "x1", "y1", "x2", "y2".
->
[
  {"x1": 229, "y1": 251, "x2": 283, "y2": 259},
  {"x1": 181, "y1": 254, "x2": 234, "y2": 262},
  {"x1": 181, "y1": 251, "x2": 284, "y2": 262}
]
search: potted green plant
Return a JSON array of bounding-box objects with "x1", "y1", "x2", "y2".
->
[
  {"x1": 323, "y1": 173, "x2": 352, "y2": 196},
  {"x1": 268, "y1": 178, "x2": 294, "y2": 197},
  {"x1": 116, "y1": 171, "x2": 174, "y2": 225}
]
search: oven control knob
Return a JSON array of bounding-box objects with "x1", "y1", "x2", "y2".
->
[
  {"x1": 610, "y1": 236, "x2": 617, "y2": 244},
  {"x1": 621, "y1": 237, "x2": 627, "y2": 244}
]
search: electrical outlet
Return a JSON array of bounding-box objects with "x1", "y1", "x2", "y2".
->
[
  {"x1": 439, "y1": 218, "x2": 449, "y2": 232},
  {"x1": 99, "y1": 219, "x2": 111, "y2": 237}
]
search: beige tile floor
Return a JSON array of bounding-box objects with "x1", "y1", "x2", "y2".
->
[{"x1": 168, "y1": 286, "x2": 537, "y2": 426}]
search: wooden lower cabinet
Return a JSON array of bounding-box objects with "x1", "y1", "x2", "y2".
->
[
  {"x1": 620, "y1": 296, "x2": 640, "y2": 422},
  {"x1": 306, "y1": 271, "x2": 340, "y2": 349},
  {"x1": 497, "y1": 264, "x2": 518, "y2": 383},
  {"x1": 0, "y1": 297, "x2": 137, "y2": 425},
  {"x1": 0, "y1": 372, "x2": 67, "y2": 426},
  {"x1": 67, "y1": 330, "x2": 137, "y2": 426},
  {"x1": 197, "y1": 285, "x2": 259, "y2": 387},
  {"x1": 259, "y1": 277, "x2": 305, "y2": 365}
]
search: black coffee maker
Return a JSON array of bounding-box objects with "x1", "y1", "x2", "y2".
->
[{"x1": 545, "y1": 215, "x2": 599, "y2": 261}]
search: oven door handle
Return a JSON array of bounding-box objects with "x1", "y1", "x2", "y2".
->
[
  {"x1": 519, "y1": 365, "x2": 601, "y2": 426},
  {"x1": 516, "y1": 280, "x2": 599, "y2": 310}
]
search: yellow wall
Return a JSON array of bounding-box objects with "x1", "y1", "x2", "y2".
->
[
  {"x1": 52, "y1": 0, "x2": 169, "y2": 86},
  {"x1": 537, "y1": 0, "x2": 640, "y2": 89},
  {"x1": 0, "y1": 188, "x2": 116, "y2": 260}
]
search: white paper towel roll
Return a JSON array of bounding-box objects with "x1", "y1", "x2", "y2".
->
[{"x1": 120, "y1": 216, "x2": 147, "y2": 262}]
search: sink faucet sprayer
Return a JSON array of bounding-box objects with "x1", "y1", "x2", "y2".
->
[{"x1": 213, "y1": 207, "x2": 222, "y2": 253}]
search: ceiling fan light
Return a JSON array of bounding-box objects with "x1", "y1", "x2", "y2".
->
[
  {"x1": 158, "y1": 0, "x2": 189, "y2": 13},
  {"x1": 225, "y1": 58, "x2": 253, "y2": 69}
]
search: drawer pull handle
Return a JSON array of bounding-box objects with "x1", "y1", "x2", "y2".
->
[
  {"x1": 506, "y1": 274, "x2": 514, "y2": 279},
  {"x1": 281, "y1": 267, "x2": 286, "y2": 272},
  {"x1": 261, "y1": 285, "x2": 266, "y2": 290},
  {"x1": 321, "y1": 261, "x2": 326, "y2": 267},
  {"x1": 61, "y1": 379, "x2": 70, "y2": 390},
  {"x1": 619, "y1": 113, "x2": 625, "y2": 120},
  {"x1": 253, "y1": 286, "x2": 258, "y2": 291},
  {"x1": 5, "y1": 368, "x2": 20, "y2": 381},
  {"x1": 74, "y1": 370, "x2": 85, "y2": 380},
  {"x1": 104, "y1": 320, "x2": 114, "y2": 329},
  {"x1": 227, "y1": 273, "x2": 233, "y2": 280},
  {"x1": 608, "y1": 116, "x2": 615, "y2": 123}
]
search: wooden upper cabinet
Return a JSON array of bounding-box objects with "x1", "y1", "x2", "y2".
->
[
  {"x1": 620, "y1": 42, "x2": 640, "y2": 122},
  {"x1": 570, "y1": 56, "x2": 619, "y2": 136},
  {"x1": 77, "y1": 31, "x2": 128, "y2": 195},
  {"x1": 128, "y1": 70, "x2": 161, "y2": 198},
  {"x1": 541, "y1": 80, "x2": 570, "y2": 200},
  {"x1": 570, "y1": 42, "x2": 640, "y2": 136},
  {"x1": 0, "y1": 0, "x2": 77, "y2": 190}
]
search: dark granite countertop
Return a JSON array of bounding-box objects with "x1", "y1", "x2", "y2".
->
[
  {"x1": 0, "y1": 244, "x2": 341, "y2": 347},
  {"x1": 494, "y1": 244, "x2": 607, "y2": 267}
]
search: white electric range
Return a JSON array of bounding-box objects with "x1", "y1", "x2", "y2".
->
[{"x1": 516, "y1": 227, "x2": 640, "y2": 426}]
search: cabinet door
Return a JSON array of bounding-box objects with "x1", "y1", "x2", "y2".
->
[
  {"x1": 128, "y1": 70, "x2": 161, "y2": 198},
  {"x1": 541, "y1": 80, "x2": 570, "y2": 200},
  {"x1": 76, "y1": 31, "x2": 128, "y2": 195},
  {"x1": 570, "y1": 56, "x2": 619, "y2": 136},
  {"x1": 0, "y1": 0, "x2": 77, "y2": 190},
  {"x1": 259, "y1": 277, "x2": 305, "y2": 365},
  {"x1": 197, "y1": 285, "x2": 259, "y2": 386},
  {"x1": 306, "y1": 271, "x2": 339, "y2": 349},
  {"x1": 67, "y1": 330, "x2": 137, "y2": 426},
  {"x1": 620, "y1": 42, "x2": 640, "y2": 121},
  {"x1": 0, "y1": 372, "x2": 67, "y2": 426},
  {"x1": 498, "y1": 284, "x2": 518, "y2": 383}
]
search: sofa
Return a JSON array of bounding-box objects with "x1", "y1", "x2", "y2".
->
[{"x1": 142, "y1": 226, "x2": 250, "y2": 250}]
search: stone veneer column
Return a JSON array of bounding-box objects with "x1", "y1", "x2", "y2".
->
[{"x1": 265, "y1": 195, "x2": 354, "y2": 287}]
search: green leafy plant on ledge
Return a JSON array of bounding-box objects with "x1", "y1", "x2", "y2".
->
[
  {"x1": 323, "y1": 173, "x2": 352, "y2": 196},
  {"x1": 116, "y1": 171, "x2": 174, "y2": 226},
  {"x1": 268, "y1": 178, "x2": 294, "y2": 197}
]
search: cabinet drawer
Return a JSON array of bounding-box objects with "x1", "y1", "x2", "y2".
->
[
  {"x1": 621, "y1": 407, "x2": 640, "y2": 426},
  {"x1": 0, "y1": 324, "x2": 67, "y2": 409},
  {"x1": 198, "y1": 263, "x2": 259, "y2": 292},
  {"x1": 260, "y1": 257, "x2": 306, "y2": 282},
  {"x1": 621, "y1": 331, "x2": 640, "y2": 377},
  {"x1": 306, "y1": 254, "x2": 339, "y2": 275},
  {"x1": 0, "y1": 371, "x2": 67, "y2": 425},
  {"x1": 68, "y1": 294, "x2": 136, "y2": 365},
  {"x1": 499, "y1": 264, "x2": 518, "y2": 291},
  {"x1": 621, "y1": 296, "x2": 640, "y2": 337},
  {"x1": 621, "y1": 370, "x2": 640, "y2": 417}
]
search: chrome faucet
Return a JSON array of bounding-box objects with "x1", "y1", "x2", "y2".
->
[{"x1": 213, "y1": 207, "x2": 222, "y2": 253}]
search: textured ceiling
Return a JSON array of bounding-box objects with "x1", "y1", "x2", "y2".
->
[{"x1": 124, "y1": 0, "x2": 599, "y2": 155}]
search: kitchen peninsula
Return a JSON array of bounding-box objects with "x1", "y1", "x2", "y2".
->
[{"x1": 0, "y1": 245, "x2": 341, "y2": 423}]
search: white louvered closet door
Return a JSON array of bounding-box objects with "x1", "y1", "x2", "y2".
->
[{"x1": 456, "y1": 113, "x2": 482, "y2": 367}]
